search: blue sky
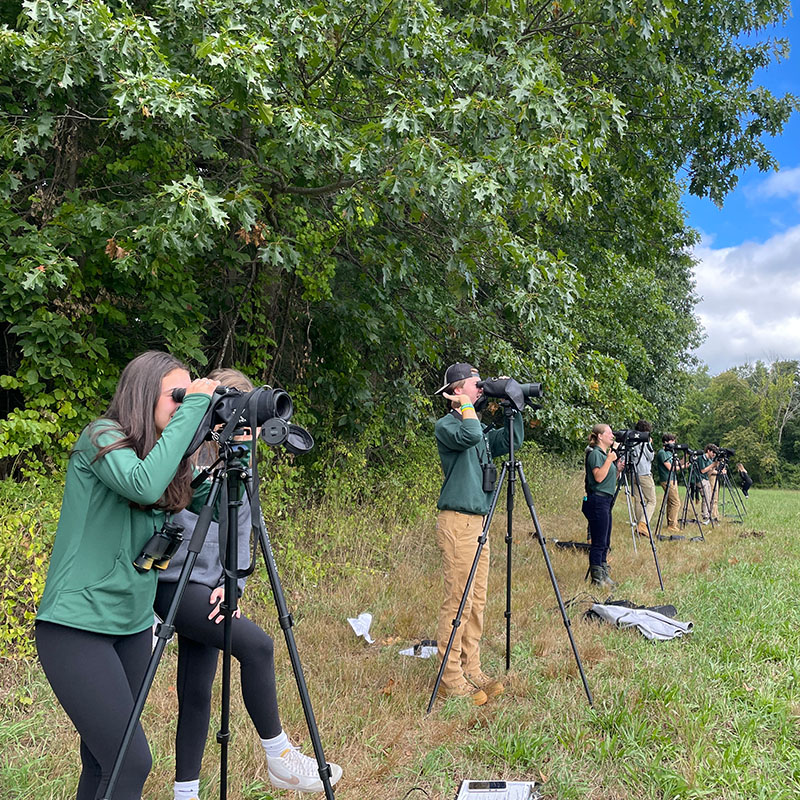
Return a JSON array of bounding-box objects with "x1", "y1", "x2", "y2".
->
[{"x1": 682, "y1": 8, "x2": 800, "y2": 375}]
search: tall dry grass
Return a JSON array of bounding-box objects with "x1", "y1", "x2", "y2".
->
[{"x1": 2, "y1": 461, "x2": 785, "y2": 800}]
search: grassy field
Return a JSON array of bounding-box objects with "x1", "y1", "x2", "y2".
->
[{"x1": 3, "y1": 473, "x2": 800, "y2": 800}]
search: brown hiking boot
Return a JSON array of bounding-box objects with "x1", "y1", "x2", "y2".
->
[
  {"x1": 437, "y1": 680, "x2": 488, "y2": 706},
  {"x1": 636, "y1": 521, "x2": 650, "y2": 537},
  {"x1": 466, "y1": 670, "x2": 504, "y2": 698}
]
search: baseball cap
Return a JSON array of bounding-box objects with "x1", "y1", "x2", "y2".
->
[{"x1": 434, "y1": 363, "x2": 480, "y2": 395}]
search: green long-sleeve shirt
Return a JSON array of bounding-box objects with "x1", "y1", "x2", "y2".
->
[
  {"x1": 36, "y1": 393, "x2": 211, "y2": 635},
  {"x1": 435, "y1": 410, "x2": 524, "y2": 515}
]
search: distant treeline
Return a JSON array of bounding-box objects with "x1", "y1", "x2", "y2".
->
[{"x1": 674, "y1": 362, "x2": 800, "y2": 488}]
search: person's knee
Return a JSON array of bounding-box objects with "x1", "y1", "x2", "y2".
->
[
  {"x1": 181, "y1": 677, "x2": 214, "y2": 709},
  {"x1": 238, "y1": 630, "x2": 275, "y2": 666},
  {"x1": 108, "y1": 737, "x2": 151, "y2": 798}
]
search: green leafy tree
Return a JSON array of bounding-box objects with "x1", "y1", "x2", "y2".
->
[
  {"x1": 1, "y1": 0, "x2": 796, "y2": 472},
  {"x1": 676, "y1": 362, "x2": 800, "y2": 486}
]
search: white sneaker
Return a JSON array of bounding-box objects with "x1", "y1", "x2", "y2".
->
[{"x1": 268, "y1": 746, "x2": 343, "y2": 793}]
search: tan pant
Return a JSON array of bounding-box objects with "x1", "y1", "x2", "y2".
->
[
  {"x1": 633, "y1": 474, "x2": 657, "y2": 525},
  {"x1": 435, "y1": 510, "x2": 488, "y2": 688},
  {"x1": 660, "y1": 481, "x2": 680, "y2": 528},
  {"x1": 709, "y1": 474, "x2": 719, "y2": 520},
  {"x1": 700, "y1": 480, "x2": 713, "y2": 521}
]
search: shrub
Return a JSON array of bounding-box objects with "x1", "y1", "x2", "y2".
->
[{"x1": 0, "y1": 476, "x2": 62, "y2": 658}]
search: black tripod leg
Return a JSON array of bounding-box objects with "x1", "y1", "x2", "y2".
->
[
  {"x1": 505, "y1": 460, "x2": 515, "y2": 671},
  {"x1": 101, "y1": 471, "x2": 224, "y2": 800},
  {"x1": 682, "y1": 474, "x2": 705, "y2": 540},
  {"x1": 723, "y1": 474, "x2": 746, "y2": 521},
  {"x1": 518, "y1": 464, "x2": 593, "y2": 708},
  {"x1": 245, "y1": 481, "x2": 336, "y2": 799},
  {"x1": 426, "y1": 464, "x2": 507, "y2": 714},
  {"x1": 217, "y1": 468, "x2": 244, "y2": 800},
  {"x1": 632, "y1": 474, "x2": 664, "y2": 591}
]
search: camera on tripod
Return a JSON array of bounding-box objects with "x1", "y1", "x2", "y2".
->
[
  {"x1": 613, "y1": 429, "x2": 650, "y2": 445},
  {"x1": 173, "y1": 385, "x2": 292, "y2": 428},
  {"x1": 172, "y1": 385, "x2": 314, "y2": 456},
  {"x1": 717, "y1": 447, "x2": 735, "y2": 459},
  {"x1": 475, "y1": 377, "x2": 543, "y2": 413},
  {"x1": 664, "y1": 442, "x2": 690, "y2": 452}
]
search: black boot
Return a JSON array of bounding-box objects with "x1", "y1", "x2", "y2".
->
[
  {"x1": 589, "y1": 565, "x2": 607, "y2": 587},
  {"x1": 601, "y1": 563, "x2": 616, "y2": 589}
]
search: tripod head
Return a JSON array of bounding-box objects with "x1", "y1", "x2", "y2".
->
[{"x1": 612, "y1": 430, "x2": 651, "y2": 476}]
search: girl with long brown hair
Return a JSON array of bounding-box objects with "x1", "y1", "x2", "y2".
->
[{"x1": 35, "y1": 351, "x2": 218, "y2": 800}]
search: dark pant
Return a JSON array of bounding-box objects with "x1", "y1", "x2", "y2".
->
[
  {"x1": 154, "y1": 582, "x2": 281, "y2": 782},
  {"x1": 35, "y1": 621, "x2": 153, "y2": 800},
  {"x1": 583, "y1": 492, "x2": 613, "y2": 567}
]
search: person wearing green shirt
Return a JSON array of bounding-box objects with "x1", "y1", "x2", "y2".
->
[
  {"x1": 35, "y1": 352, "x2": 218, "y2": 800},
  {"x1": 696, "y1": 444, "x2": 719, "y2": 523},
  {"x1": 582, "y1": 423, "x2": 624, "y2": 588},
  {"x1": 433, "y1": 362, "x2": 524, "y2": 706},
  {"x1": 656, "y1": 433, "x2": 682, "y2": 532}
]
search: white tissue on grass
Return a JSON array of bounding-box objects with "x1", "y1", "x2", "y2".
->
[{"x1": 347, "y1": 612, "x2": 374, "y2": 643}]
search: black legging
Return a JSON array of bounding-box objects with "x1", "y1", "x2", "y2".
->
[
  {"x1": 35, "y1": 621, "x2": 153, "y2": 800},
  {"x1": 154, "y1": 582, "x2": 281, "y2": 782},
  {"x1": 583, "y1": 491, "x2": 613, "y2": 567}
]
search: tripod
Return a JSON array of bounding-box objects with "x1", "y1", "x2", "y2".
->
[
  {"x1": 611, "y1": 448, "x2": 664, "y2": 591},
  {"x1": 426, "y1": 402, "x2": 593, "y2": 713},
  {"x1": 103, "y1": 402, "x2": 336, "y2": 799},
  {"x1": 711, "y1": 462, "x2": 746, "y2": 523},
  {"x1": 679, "y1": 456, "x2": 717, "y2": 534}
]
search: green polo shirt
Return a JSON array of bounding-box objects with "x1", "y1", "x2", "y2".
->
[
  {"x1": 435, "y1": 410, "x2": 524, "y2": 516},
  {"x1": 586, "y1": 446, "x2": 617, "y2": 495},
  {"x1": 696, "y1": 453, "x2": 714, "y2": 482},
  {"x1": 36, "y1": 393, "x2": 211, "y2": 635},
  {"x1": 656, "y1": 448, "x2": 676, "y2": 483}
]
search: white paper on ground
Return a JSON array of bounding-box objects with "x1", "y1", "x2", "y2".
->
[
  {"x1": 347, "y1": 612, "x2": 375, "y2": 643},
  {"x1": 399, "y1": 645, "x2": 438, "y2": 659}
]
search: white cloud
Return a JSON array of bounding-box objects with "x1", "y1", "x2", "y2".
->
[
  {"x1": 752, "y1": 165, "x2": 800, "y2": 200},
  {"x1": 691, "y1": 224, "x2": 800, "y2": 373}
]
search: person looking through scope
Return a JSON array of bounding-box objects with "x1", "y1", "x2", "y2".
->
[
  {"x1": 433, "y1": 362, "x2": 524, "y2": 705},
  {"x1": 696, "y1": 444, "x2": 719, "y2": 524},
  {"x1": 34, "y1": 351, "x2": 218, "y2": 800},
  {"x1": 656, "y1": 434, "x2": 683, "y2": 533},
  {"x1": 155, "y1": 368, "x2": 342, "y2": 799},
  {"x1": 582, "y1": 423, "x2": 625, "y2": 589},
  {"x1": 630, "y1": 420, "x2": 656, "y2": 537}
]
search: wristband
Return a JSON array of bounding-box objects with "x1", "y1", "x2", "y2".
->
[{"x1": 460, "y1": 403, "x2": 474, "y2": 411}]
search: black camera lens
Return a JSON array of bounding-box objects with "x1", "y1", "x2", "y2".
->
[
  {"x1": 173, "y1": 385, "x2": 293, "y2": 427},
  {"x1": 520, "y1": 382, "x2": 543, "y2": 399},
  {"x1": 475, "y1": 377, "x2": 542, "y2": 412}
]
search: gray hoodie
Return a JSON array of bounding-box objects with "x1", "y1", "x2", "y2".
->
[{"x1": 157, "y1": 502, "x2": 253, "y2": 596}]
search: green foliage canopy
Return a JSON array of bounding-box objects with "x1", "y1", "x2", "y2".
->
[{"x1": 1, "y1": 0, "x2": 796, "y2": 468}]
